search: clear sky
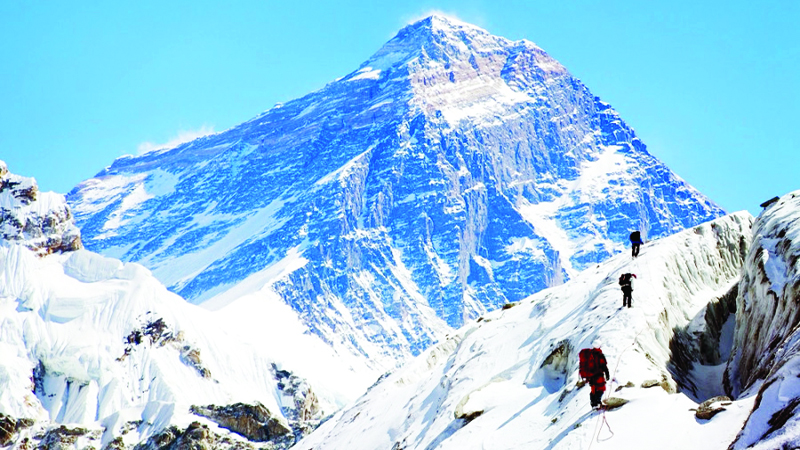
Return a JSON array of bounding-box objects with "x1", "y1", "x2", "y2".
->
[{"x1": 1, "y1": 1, "x2": 797, "y2": 215}]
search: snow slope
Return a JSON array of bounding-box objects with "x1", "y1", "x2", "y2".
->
[
  {"x1": 726, "y1": 190, "x2": 800, "y2": 449},
  {"x1": 0, "y1": 243, "x2": 377, "y2": 448},
  {"x1": 295, "y1": 212, "x2": 754, "y2": 450},
  {"x1": 68, "y1": 15, "x2": 723, "y2": 370}
]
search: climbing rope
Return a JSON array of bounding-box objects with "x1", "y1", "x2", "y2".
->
[{"x1": 585, "y1": 322, "x2": 651, "y2": 450}]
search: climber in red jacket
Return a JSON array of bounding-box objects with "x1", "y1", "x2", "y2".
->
[{"x1": 579, "y1": 347, "x2": 611, "y2": 409}]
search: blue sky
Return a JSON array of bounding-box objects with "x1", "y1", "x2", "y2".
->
[{"x1": 1, "y1": 1, "x2": 797, "y2": 215}]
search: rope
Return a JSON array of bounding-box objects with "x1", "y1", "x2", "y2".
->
[
  {"x1": 583, "y1": 320, "x2": 652, "y2": 450},
  {"x1": 582, "y1": 238, "x2": 659, "y2": 450}
]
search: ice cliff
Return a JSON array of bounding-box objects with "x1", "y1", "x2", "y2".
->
[{"x1": 726, "y1": 190, "x2": 800, "y2": 449}]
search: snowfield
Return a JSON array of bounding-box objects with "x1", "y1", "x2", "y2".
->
[{"x1": 295, "y1": 212, "x2": 757, "y2": 450}]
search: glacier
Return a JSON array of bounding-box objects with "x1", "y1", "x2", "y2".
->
[{"x1": 67, "y1": 15, "x2": 724, "y2": 370}]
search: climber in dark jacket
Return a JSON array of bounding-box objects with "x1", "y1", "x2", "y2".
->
[
  {"x1": 619, "y1": 273, "x2": 637, "y2": 308},
  {"x1": 629, "y1": 231, "x2": 643, "y2": 258}
]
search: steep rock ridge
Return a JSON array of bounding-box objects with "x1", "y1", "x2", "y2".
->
[
  {"x1": 725, "y1": 190, "x2": 800, "y2": 449},
  {"x1": 0, "y1": 244, "x2": 343, "y2": 449},
  {"x1": 295, "y1": 212, "x2": 753, "y2": 450},
  {"x1": 68, "y1": 16, "x2": 723, "y2": 369},
  {"x1": 0, "y1": 160, "x2": 81, "y2": 255}
]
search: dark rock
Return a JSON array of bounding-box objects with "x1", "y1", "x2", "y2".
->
[
  {"x1": 37, "y1": 425, "x2": 89, "y2": 450},
  {"x1": 190, "y1": 403, "x2": 292, "y2": 443},
  {"x1": 0, "y1": 413, "x2": 34, "y2": 446},
  {"x1": 694, "y1": 396, "x2": 731, "y2": 420},
  {"x1": 103, "y1": 436, "x2": 127, "y2": 450}
]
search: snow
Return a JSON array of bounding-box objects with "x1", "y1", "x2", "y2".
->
[
  {"x1": 726, "y1": 190, "x2": 800, "y2": 449},
  {"x1": 0, "y1": 241, "x2": 350, "y2": 445},
  {"x1": 349, "y1": 67, "x2": 382, "y2": 81},
  {"x1": 146, "y1": 198, "x2": 289, "y2": 295},
  {"x1": 295, "y1": 212, "x2": 755, "y2": 450}
]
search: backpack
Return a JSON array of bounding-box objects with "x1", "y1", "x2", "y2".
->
[
  {"x1": 579, "y1": 348, "x2": 606, "y2": 379},
  {"x1": 630, "y1": 231, "x2": 641, "y2": 243},
  {"x1": 619, "y1": 273, "x2": 632, "y2": 286}
]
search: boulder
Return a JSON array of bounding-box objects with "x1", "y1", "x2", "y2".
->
[
  {"x1": 604, "y1": 397, "x2": 629, "y2": 410},
  {"x1": 694, "y1": 396, "x2": 732, "y2": 420}
]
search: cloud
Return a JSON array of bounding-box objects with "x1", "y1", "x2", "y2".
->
[{"x1": 137, "y1": 125, "x2": 216, "y2": 155}]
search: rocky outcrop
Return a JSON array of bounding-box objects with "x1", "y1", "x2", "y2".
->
[
  {"x1": 272, "y1": 364, "x2": 323, "y2": 434},
  {"x1": 0, "y1": 413, "x2": 34, "y2": 446},
  {"x1": 37, "y1": 425, "x2": 94, "y2": 450},
  {"x1": 190, "y1": 403, "x2": 292, "y2": 443},
  {"x1": 119, "y1": 315, "x2": 212, "y2": 378},
  {"x1": 0, "y1": 160, "x2": 81, "y2": 256},
  {"x1": 694, "y1": 396, "x2": 731, "y2": 420},
  {"x1": 133, "y1": 421, "x2": 258, "y2": 450}
]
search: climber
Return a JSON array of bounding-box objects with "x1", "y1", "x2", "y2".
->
[
  {"x1": 619, "y1": 273, "x2": 637, "y2": 308},
  {"x1": 629, "y1": 230, "x2": 643, "y2": 258},
  {"x1": 579, "y1": 346, "x2": 610, "y2": 409}
]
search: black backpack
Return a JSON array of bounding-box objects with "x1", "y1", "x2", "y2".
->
[
  {"x1": 629, "y1": 231, "x2": 641, "y2": 242},
  {"x1": 619, "y1": 273, "x2": 632, "y2": 285}
]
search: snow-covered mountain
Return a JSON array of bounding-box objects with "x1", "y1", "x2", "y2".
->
[
  {"x1": 294, "y1": 211, "x2": 756, "y2": 450},
  {"x1": 0, "y1": 165, "x2": 375, "y2": 449},
  {"x1": 67, "y1": 15, "x2": 724, "y2": 370}
]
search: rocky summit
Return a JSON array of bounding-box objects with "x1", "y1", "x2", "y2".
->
[
  {"x1": 0, "y1": 160, "x2": 82, "y2": 256},
  {"x1": 68, "y1": 15, "x2": 723, "y2": 369}
]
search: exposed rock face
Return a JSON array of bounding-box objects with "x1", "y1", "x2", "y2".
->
[
  {"x1": 37, "y1": 425, "x2": 92, "y2": 450},
  {"x1": 725, "y1": 191, "x2": 800, "y2": 449},
  {"x1": 0, "y1": 160, "x2": 81, "y2": 256},
  {"x1": 134, "y1": 421, "x2": 258, "y2": 450},
  {"x1": 0, "y1": 413, "x2": 34, "y2": 446},
  {"x1": 190, "y1": 403, "x2": 292, "y2": 443},
  {"x1": 68, "y1": 15, "x2": 724, "y2": 369},
  {"x1": 119, "y1": 314, "x2": 212, "y2": 378},
  {"x1": 272, "y1": 365, "x2": 323, "y2": 434}
]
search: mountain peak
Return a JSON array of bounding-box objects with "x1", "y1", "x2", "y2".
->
[
  {"x1": 362, "y1": 15, "x2": 509, "y2": 72},
  {"x1": 406, "y1": 14, "x2": 486, "y2": 33}
]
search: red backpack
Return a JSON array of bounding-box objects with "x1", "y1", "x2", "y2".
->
[{"x1": 579, "y1": 348, "x2": 606, "y2": 379}]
